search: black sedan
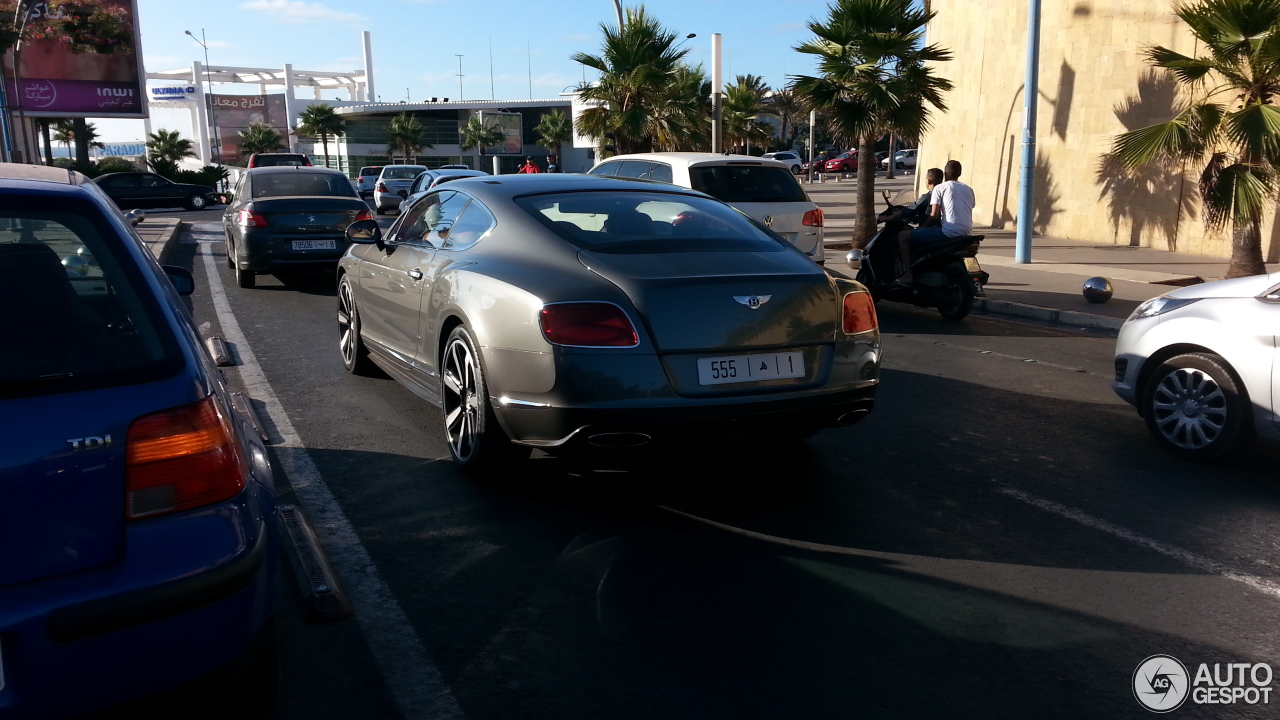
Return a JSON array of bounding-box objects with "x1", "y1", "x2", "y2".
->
[
  {"x1": 222, "y1": 166, "x2": 371, "y2": 288},
  {"x1": 94, "y1": 171, "x2": 220, "y2": 211}
]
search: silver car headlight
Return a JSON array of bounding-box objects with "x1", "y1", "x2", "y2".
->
[{"x1": 1129, "y1": 295, "x2": 1200, "y2": 320}]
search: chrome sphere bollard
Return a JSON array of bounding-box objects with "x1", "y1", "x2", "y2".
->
[
  {"x1": 1083, "y1": 276, "x2": 1113, "y2": 303},
  {"x1": 62, "y1": 255, "x2": 90, "y2": 277},
  {"x1": 845, "y1": 248, "x2": 864, "y2": 269}
]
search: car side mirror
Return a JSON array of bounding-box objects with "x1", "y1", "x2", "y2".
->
[
  {"x1": 162, "y1": 265, "x2": 195, "y2": 295},
  {"x1": 346, "y1": 218, "x2": 383, "y2": 244}
]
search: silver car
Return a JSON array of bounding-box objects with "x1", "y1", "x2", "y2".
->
[
  {"x1": 373, "y1": 164, "x2": 427, "y2": 215},
  {"x1": 1113, "y1": 272, "x2": 1280, "y2": 461},
  {"x1": 337, "y1": 175, "x2": 880, "y2": 475},
  {"x1": 403, "y1": 168, "x2": 489, "y2": 208},
  {"x1": 589, "y1": 153, "x2": 826, "y2": 265}
]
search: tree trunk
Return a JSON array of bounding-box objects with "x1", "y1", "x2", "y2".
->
[
  {"x1": 1227, "y1": 218, "x2": 1268, "y2": 278},
  {"x1": 40, "y1": 120, "x2": 53, "y2": 165},
  {"x1": 321, "y1": 135, "x2": 330, "y2": 168},
  {"x1": 853, "y1": 133, "x2": 878, "y2": 247},
  {"x1": 73, "y1": 118, "x2": 90, "y2": 168}
]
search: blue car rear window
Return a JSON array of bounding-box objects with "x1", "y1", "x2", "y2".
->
[
  {"x1": 516, "y1": 190, "x2": 786, "y2": 254},
  {"x1": 0, "y1": 196, "x2": 183, "y2": 399}
]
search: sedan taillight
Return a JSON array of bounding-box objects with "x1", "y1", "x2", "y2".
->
[
  {"x1": 237, "y1": 209, "x2": 268, "y2": 228},
  {"x1": 375, "y1": 181, "x2": 388, "y2": 193},
  {"x1": 803, "y1": 208, "x2": 824, "y2": 227},
  {"x1": 125, "y1": 396, "x2": 247, "y2": 520},
  {"x1": 354, "y1": 209, "x2": 373, "y2": 222},
  {"x1": 540, "y1": 303, "x2": 639, "y2": 347},
  {"x1": 842, "y1": 292, "x2": 878, "y2": 334}
]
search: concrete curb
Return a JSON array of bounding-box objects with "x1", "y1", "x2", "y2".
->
[
  {"x1": 974, "y1": 297, "x2": 1124, "y2": 331},
  {"x1": 137, "y1": 218, "x2": 184, "y2": 263}
]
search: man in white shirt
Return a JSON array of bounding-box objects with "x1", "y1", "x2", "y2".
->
[{"x1": 896, "y1": 160, "x2": 975, "y2": 284}]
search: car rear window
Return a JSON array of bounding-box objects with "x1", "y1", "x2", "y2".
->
[
  {"x1": 0, "y1": 196, "x2": 183, "y2": 399},
  {"x1": 251, "y1": 173, "x2": 357, "y2": 198},
  {"x1": 382, "y1": 167, "x2": 425, "y2": 180},
  {"x1": 516, "y1": 190, "x2": 785, "y2": 254},
  {"x1": 688, "y1": 165, "x2": 809, "y2": 203},
  {"x1": 360, "y1": 167, "x2": 383, "y2": 176}
]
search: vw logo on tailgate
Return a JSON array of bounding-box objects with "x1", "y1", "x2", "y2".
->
[{"x1": 734, "y1": 295, "x2": 772, "y2": 310}]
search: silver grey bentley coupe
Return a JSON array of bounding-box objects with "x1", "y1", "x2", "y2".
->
[{"x1": 338, "y1": 174, "x2": 880, "y2": 474}]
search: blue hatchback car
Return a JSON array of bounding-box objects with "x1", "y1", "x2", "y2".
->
[{"x1": 0, "y1": 165, "x2": 278, "y2": 718}]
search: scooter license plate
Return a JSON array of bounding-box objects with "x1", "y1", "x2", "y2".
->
[{"x1": 964, "y1": 257, "x2": 982, "y2": 272}]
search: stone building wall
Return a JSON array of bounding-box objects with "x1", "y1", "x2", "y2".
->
[{"x1": 919, "y1": 0, "x2": 1280, "y2": 260}]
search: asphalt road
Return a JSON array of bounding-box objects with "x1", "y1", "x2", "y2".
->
[{"x1": 167, "y1": 219, "x2": 1280, "y2": 719}]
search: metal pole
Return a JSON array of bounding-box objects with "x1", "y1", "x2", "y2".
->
[
  {"x1": 808, "y1": 108, "x2": 815, "y2": 182},
  {"x1": 201, "y1": 31, "x2": 220, "y2": 167},
  {"x1": 1016, "y1": 0, "x2": 1041, "y2": 264},
  {"x1": 711, "y1": 33, "x2": 722, "y2": 154},
  {"x1": 455, "y1": 54, "x2": 464, "y2": 101}
]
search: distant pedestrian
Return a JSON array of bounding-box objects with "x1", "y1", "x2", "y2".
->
[
  {"x1": 518, "y1": 157, "x2": 541, "y2": 174},
  {"x1": 546, "y1": 155, "x2": 557, "y2": 173}
]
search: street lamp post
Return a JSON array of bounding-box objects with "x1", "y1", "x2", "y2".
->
[
  {"x1": 1015, "y1": 0, "x2": 1041, "y2": 264},
  {"x1": 711, "y1": 33, "x2": 722, "y2": 154},
  {"x1": 185, "y1": 29, "x2": 221, "y2": 168}
]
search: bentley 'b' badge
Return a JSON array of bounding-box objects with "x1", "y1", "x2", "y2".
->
[{"x1": 734, "y1": 295, "x2": 771, "y2": 310}]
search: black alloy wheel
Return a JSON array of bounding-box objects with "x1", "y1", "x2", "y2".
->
[
  {"x1": 337, "y1": 276, "x2": 376, "y2": 375},
  {"x1": 441, "y1": 326, "x2": 531, "y2": 476},
  {"x1": 1142, "y1": 352, "x2": 1251, "y2": 462}
]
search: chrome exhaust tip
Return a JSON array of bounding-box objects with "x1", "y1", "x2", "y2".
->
[
  {"x1": 587, "y1": 432, "x2": 652, "y2": 448},
  {"x1": 835, "y1": 409, "x2": 870, "y2": 426}
]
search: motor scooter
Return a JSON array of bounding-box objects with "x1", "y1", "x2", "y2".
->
[{"x1": 846, "y1": 191, "x2": 989, "y2": 321}]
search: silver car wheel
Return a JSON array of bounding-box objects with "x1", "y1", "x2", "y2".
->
[
  {"x1": 1150, "y1": 367, "x2": 1227, "y2": 450},
  {"x1": 338, "y1": 281, "x2": 357, "y2": 366},
  {"x1": 442, "y1": 336, "x2": 481, "y2": 463}
]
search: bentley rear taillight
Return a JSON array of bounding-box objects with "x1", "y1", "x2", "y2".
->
[
  {"x1": 842, "y1": 292, "x2": 878, "y2": 334},
  {"x1": 540, "y1": 303, "x2": 639, "y2": 347},
  {"x1": 125, "y1": 396, "x2": 247, "y2": 520}
]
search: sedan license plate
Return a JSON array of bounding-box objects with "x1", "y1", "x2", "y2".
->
[
  {"x1": 697, "y1": 351, "x2": 805, "y2": 386},
  {"x1": 964, "y1": 256, "x2": 982, "y2": 272},
  {"x1": 292, "y1": 240, "x2": 336, "y2": 251}
]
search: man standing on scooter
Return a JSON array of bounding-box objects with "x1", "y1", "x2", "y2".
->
[{"x1": 895, "y1": 160, "x2": 975, "y2": 285}]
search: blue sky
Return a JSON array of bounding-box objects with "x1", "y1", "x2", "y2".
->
[{"x1": 94, "y1": 0, "x2": 843, "y2": 141}]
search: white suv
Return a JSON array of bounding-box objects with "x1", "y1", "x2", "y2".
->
[
  {"x1": 587, "y1": 152, "x2": 825, "y2": 264},
  {"x1": 762, "y1": 151, "x2": 803, "y2": 174}
]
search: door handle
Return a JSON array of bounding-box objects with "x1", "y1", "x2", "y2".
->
[{"x1": 407, "y1": 268, "x2": 423, "y2": 281}]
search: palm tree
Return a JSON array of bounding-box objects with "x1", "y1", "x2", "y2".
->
[
  {"x1": 533, "y1": 111, "x2": 573, "y2": 170},
  {"x1": 723, "y1": 76, "x2": 773, "y2": 154},
  {"x1": 1111, "y1": 0, "x2": 1278, "y2": 278},
  {"x1": 53, "y1": 120, "x2": 74, "y2": 159},
  {"x1": 766, "y1": 87, "x2": 804, "y2": 150},
  {"x1": 791, "y1": 0, "x2": 953, "y2": 245},
  {"x1": 238, "y1": 123, "x2": 285, "y2": 158},
  {"x1": 296, "y1": 103, "x2": 346, "y2": 168},
  {"x1": 572, "y1": 6, "x2": 693, "y2": 155},
  {"x1": 386, "y1": 113, "x2": 427, "y2": 163},
  {"x1": 146, "y1": 128, "x2": 196, "y2": 164},
  {"x1": 662, "y1": 64, "x2": 713, "y2": 152},
  {"x1": 458, "y1": 116, "x2": 505, "y2": 169}
]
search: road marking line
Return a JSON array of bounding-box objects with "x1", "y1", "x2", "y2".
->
[
  {"x1": 995, "y1": 484, "x2": 1280, "y2": 600},
  {"x1": 198, "y1": 231, "x2": 466, "y2": 720}
]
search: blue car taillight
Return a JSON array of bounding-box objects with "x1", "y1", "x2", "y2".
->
[{"x1": 125, "y1": 396, "x2": 247, "y2": 520}]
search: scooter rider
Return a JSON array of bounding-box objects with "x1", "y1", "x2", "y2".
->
[
  {"x1": 880, "y1": 167, "x2": 943, "y2": 226},
  {"x1": 895, "y1": 160, "x2": 975, "y2": 285}
]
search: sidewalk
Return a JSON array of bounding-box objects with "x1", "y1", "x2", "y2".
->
[
  {"x1": 134, "y1": 217, "x2": 183, "y2": 264},
  {"x1": 808, "y1": 175, "x2": 1278, "y2": 332}
]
